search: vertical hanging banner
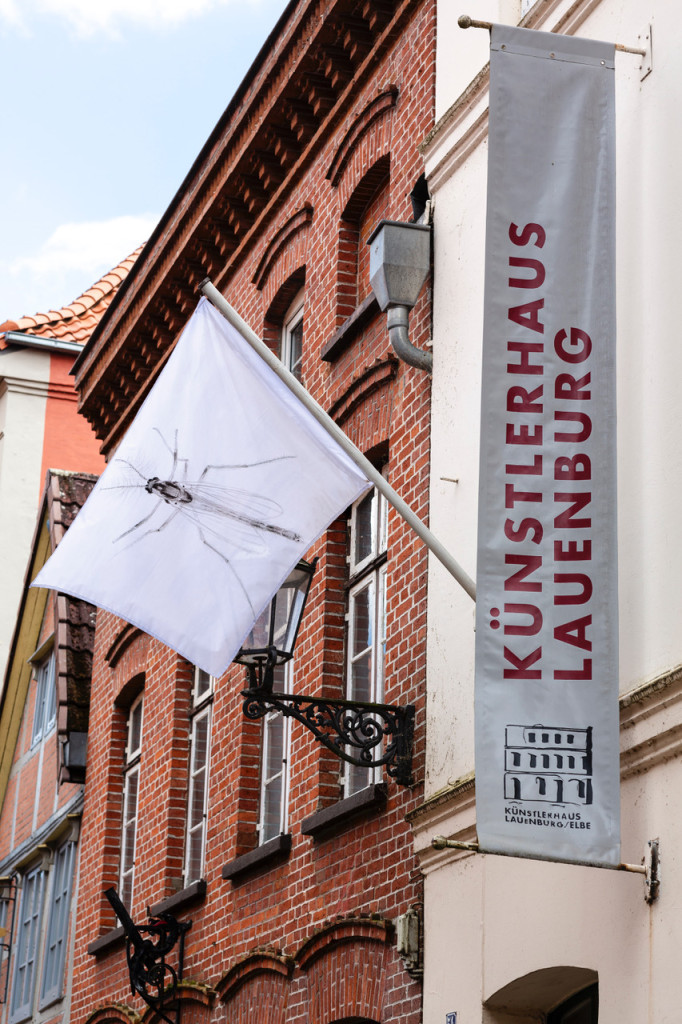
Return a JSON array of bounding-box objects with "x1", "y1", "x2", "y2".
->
[{"x1": 475, "y1": 25, "x2": 619, "y2": 866}]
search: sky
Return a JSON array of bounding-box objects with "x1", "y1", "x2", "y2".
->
[{"x1": 0, "y1": 0, "x2": 289, "y2": 320}]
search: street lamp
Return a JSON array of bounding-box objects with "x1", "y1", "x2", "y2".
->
[{"x1": 235, "y1": 559, "x2": 415, "y2": 786}]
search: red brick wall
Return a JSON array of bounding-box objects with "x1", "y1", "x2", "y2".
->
[{"x1": 71, "y1": 1, "x2": 434, "y2": 1021}]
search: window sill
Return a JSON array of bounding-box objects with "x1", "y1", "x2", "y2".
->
[
  {"x1": 87, "y1": 925, "x2": 125, "y2": 957},
  {"x1": 149, "y1": 878, "x2": 206, "y2": 917},
  {"x1": 321, "y1": 294, "x2": 379, "y2": 362},
  {"x1": 301, "y1": 783, "x2": 387, "y2": 839},
  {"x1": 221, "y1": 833, "x2": 292, "y2": 882}
]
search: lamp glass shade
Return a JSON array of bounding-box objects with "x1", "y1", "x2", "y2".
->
[{"x1": 235, "y1": 559, "x2": 315, "y2": 666}]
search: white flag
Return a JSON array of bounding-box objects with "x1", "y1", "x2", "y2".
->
[
  {"x1": 33, "y1": 297, "x2": 371, "y2": 676},
  {"x1": 475, "y1": 26, "x2": 619, "y2": 867}
]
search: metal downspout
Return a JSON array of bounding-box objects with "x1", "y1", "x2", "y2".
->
[{"x1": 387, "y1": 306, "x2": 433, "y2": 373}]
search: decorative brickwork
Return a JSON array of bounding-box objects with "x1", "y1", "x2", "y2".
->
[{"x1": 70, "y1": 1, "x2": 435, "y2": 1023}]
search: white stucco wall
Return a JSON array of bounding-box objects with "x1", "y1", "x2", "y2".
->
[
  {"x1": 0, "y1": 347, "x2": 50, "y2": 684},
  {"x1": 420, "y1": 0, "x2": 682, "y2": 1018}
]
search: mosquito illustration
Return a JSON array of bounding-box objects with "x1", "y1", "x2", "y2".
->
[{"x1": 102, "y1": 428, "x2": 302, "y2": 615}]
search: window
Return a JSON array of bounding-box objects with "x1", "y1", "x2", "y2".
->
[
  {"x1": 31, "y1": 654, "x2": 56, "y2": 747},
  {"x1": 39, "y1": 842, "x2": 75, "y2": 1008},
  {"x1": 257, "y1": 663, "x2": 291, "y2": 845},
  {"x1": 184, "y1": 670, "x2": 212, "y2": 884},
  {"x1": 343, "y1": 482, "x2": 388, "y2": 797},
  {"x1": 280, "y1": 291, "x2": 304, "y2": 381},
  {"x1": 120, "y1": 694, "x2": 143, "y2": 911},
  {"x1": 10, "y1": 867, "x2": 44, "y2": 1022}
]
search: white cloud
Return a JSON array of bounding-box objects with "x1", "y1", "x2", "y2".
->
[
  {"x1": 3, "y1": 214, "x2": 158, "y2": 316},
  {"x1": 1, "y1": 0, "x2": 267, "y2": 36}
]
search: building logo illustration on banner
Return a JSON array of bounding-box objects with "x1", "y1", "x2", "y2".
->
[{"x1": 504, "y1": 725, "x2": 594, "y2": 828}]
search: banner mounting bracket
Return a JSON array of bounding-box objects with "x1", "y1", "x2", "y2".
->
[
  {"x1": 457, "y1": 14, "x2": 648, "y2": 60},
  {"x1": 431, "y1": 836, "x2": 661, "y2": 901}
]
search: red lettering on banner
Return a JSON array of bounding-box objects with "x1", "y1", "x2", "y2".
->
[
  {"x1": 554, "y1": 493, "x2": 592, "y2": 530},
  {"x1": 509, "y1": 222, "x2": 546, "y2": 248},
  {"x1": 504, "y1": 646, "x2": 542, "y2": 679},
  {"x1": 505, "y1": 553, "x2": 542, "y2": 592},
  {"x1": 507, "y1": 340, "x2": 544, "y2": 375},
  {"x1": 509, "y1": 300, "x2": 545, "y2": 333},
  {"x1": 554, "y1": 573, "x2": 593, "y2": 605},
  {"x1": 555, "y1": 373, "x2": 591, "y2": 400},
  {"x1": 554, "y1": 327, "x2": 592, "y2": 363},
  {"x1": 554, "y1": 539, "x2": 592, "y2": 561},
  {"x1": 505, "y1": 518, "x2": 543, "y2": 544},
  {"x1": 506, "y1": 455, "x2": 543, "y2": 475},
  {"x1": 554, "y1": 659, "x2": 592, "y2": 681},
  {"x1": 506, "y1": 484, "x2": 542, "y2": 508},
  {"x1": 509, "y1": 257, "x2": 546, "y2": 289},
  {"x1": 504, "y1": 603, "x2": 543, "y2": 635},
  {"x1": 555, "y1": 454, "x2": 591, "y2": 480},
  {"x1": 554, "y1": 410, "x2": 592, "y2": 443},
  {"x1": 506, "y1": 423, "x2": 543, "y2": 445},
  {"x1": 507, "y1": 385, "x2": 544, "y2": 413}
]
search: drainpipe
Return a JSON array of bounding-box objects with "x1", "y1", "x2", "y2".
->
[{"x1": 368, "y1": 219, "x2": 433, "y2": 374}]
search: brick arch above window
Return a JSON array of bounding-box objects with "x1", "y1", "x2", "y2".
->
[
  {"x1": 334, "y1": 155, "x2": 391, "y2": 325},
  {"x1": 215, "y1": 951, "x2": 293, "y2": 1023},
  {"x1": 84, "y1": 1003, "x2": 142, "y2": 1024},
  {"x1": 326, "y1": 86, "x2": 398, "y2": 191},
  {"x1": 296, "y1": 917, "x2": 392, "y2": 1024},
  {"x1": 252, "y1": 204, "x2": 313, "y2": 292},
  {"x1": 262, "y1": 269, "x2": 307, "y2": 356}
]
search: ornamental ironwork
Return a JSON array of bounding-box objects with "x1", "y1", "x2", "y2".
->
[
  {"x1": 105, "y1": 888, "x2": 190, "y2": 1024},
  {"x1": 242, "y1": 678, "x2": 414, "y2": 787}
]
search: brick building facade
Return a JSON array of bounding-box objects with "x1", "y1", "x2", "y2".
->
[{"x1": 68, "y1": 2, "x2": 436, "y2": 1023}]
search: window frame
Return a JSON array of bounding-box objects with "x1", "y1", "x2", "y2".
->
[
  {"x1": 39, "y1": 841, "x2": 75, "y2": 1009},
  {"x1": 280, "y1": 290, "x2": 304, "y2": 381},
  {"x1": 342, "y1": 479, "x2": 388, "y2": 798},
  {"x1": 9, "y1": 866, "x2": 45, "y2": 1023},
  {"x1": 184, "y1": 669, "x2": 213, "y2": 885},
  {"x1": 257, "y1": 663, "x2": 292, "y2": 846},
  {"x1": 31, "y1": 653, "x2": 56, "y2": 748},
  {"x1": 119, "y1": 693, "x2": 143, "y2": 912}
]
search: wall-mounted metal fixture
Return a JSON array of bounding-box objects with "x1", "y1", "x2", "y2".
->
[
  {"x1": 236, "y1": 559, "x2": 415, "y2": 786},
  {"x1": 368, "y1": 219, "x2": 432, "y2": 374},
  {"x1": 396, "y1": 906, "x2": 423, "y2": 978},
  {"x1": 0, "y1": 876, "x2": 18, "y2": 1005},
  {"x1": 104, "y1": 888, "x2": 190, "y2": 1024}
]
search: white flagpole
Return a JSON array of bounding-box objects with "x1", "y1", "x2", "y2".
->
[{"x1": 200, "y1": 278, "x2": 476, "y2": 601}]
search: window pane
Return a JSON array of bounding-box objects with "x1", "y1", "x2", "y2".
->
[
  {"x1": 185, "y1": 704, "x2": 211, "y2": 884},
  {"x1": 194, "y1": 668, "x2": 212, "y2": 702},
  {"x1": 289, "y1": 319, "x2": 303, "y2": 381},
  {"x1": 11, "y1": 868, "x2": 44, "y2": 1020},
  {"x1": 40, "y1": 843, "x2": 75, "y2": 1007},
  {"x1": 128, "y1": 697, "x2": 143, "y2": 759},
  {"x1": 259, "y1": 709, "x2": 288, "y2": 844},
  {"x1": 353, "y1": 491, "x2": 375, "y2": 566},
  {"x1": 352, "y1": 583, "x2": 373, "y2": 658}
]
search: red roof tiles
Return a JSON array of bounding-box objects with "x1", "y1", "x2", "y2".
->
[{"x1": 0, "y1": 246, "x2": 142, "y2": 347}]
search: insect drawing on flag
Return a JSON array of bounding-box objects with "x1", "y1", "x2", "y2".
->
[{"x1": 102, "y1": 427, "x2": 302, "y2": 616}]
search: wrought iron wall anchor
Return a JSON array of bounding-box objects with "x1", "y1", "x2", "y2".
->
[
  {"x1": 105, "y1": 888, "x2": 191, "y2": 1024},
  {"x1": 241, "y1": 651, "x2": 415, "y2": 786}
]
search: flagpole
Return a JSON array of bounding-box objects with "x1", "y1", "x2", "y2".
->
[{"x1": 200, "y1": 278, "x2": 476, "y2": 601}]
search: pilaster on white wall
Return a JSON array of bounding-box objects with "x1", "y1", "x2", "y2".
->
[{"x1": 0, "y1": 348, "x2": 50, "y2": 687}]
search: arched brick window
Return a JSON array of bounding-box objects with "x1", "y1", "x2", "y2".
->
[{"x1": 336, "y1": 156, "x2": 390, "y2": 323}]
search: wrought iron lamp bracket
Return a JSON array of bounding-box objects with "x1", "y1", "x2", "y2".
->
[
  {"x1": 241, "y1": 654, "x2": 414, "y2": 786},
  {"x1": 104, "y1": 888, "x2": 190, "y2": 1024}
]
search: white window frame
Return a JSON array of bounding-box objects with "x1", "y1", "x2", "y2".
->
[
  {"x1": 119, "y1": 693, "x2": 143, "y2": 911},
  {"x1": 31, "y1": 653, "x2": 56, "y2": 748},
  {"x1": 184, "y1": 669, "x2": 213, "y2": 885},
  {"x1": 257, "y1": 664, "x2": 291, "y2": 845},
  {"x1": 343, "y1": 481, "x2": 388, "y2": 797},
  {"x1": 281, "y1": 290, "x2": 304, "y2": 381},
  {"x1": 10, "y1": 866, "x2": 45, "y2": 1023},
  {"x1": 39, "y1": 841, "x2": 75, "y2": 1009}
]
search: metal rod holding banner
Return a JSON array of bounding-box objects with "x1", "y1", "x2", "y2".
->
[
  {"x1": 457, "y1": 14, "x2": 647, "y2": 56},
  {"x1": 200, "y1": 278, "x2": 476, "y2": 601}
]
